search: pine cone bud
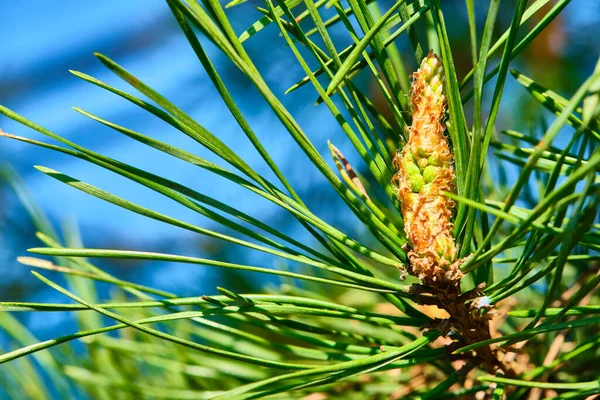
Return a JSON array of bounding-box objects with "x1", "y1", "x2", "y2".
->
[{"x1": 393, "y1": 51, "x2": 463, "y2": 284}]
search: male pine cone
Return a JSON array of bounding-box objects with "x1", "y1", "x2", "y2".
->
[{"x1": 393, "y1": 51, "x2": 463, "y2": 284}]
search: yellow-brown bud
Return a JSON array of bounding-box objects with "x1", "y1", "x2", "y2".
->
[{"x1": 393, "y1": 51, "x2": 463, "y2": 284}]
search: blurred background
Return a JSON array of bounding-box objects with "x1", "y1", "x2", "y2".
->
[{"x1": 0, "y1": 0, "x2": 598, "y2": 345}]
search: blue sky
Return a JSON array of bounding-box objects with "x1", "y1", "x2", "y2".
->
[
  {"x1": 0, "y1": 1, "x2": 351, "y2": 240},
  {"x1": 0, "y1": 1, "x2": 371, "y2": 323}
]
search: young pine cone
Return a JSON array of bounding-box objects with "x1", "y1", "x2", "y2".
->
[{"x1": 393, "y1": 51, "x2": 463, "y2": 284}]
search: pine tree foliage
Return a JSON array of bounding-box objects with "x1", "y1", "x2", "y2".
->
[{"x1": 0, "y1": 0, "x2": 599, "y2": 398}]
